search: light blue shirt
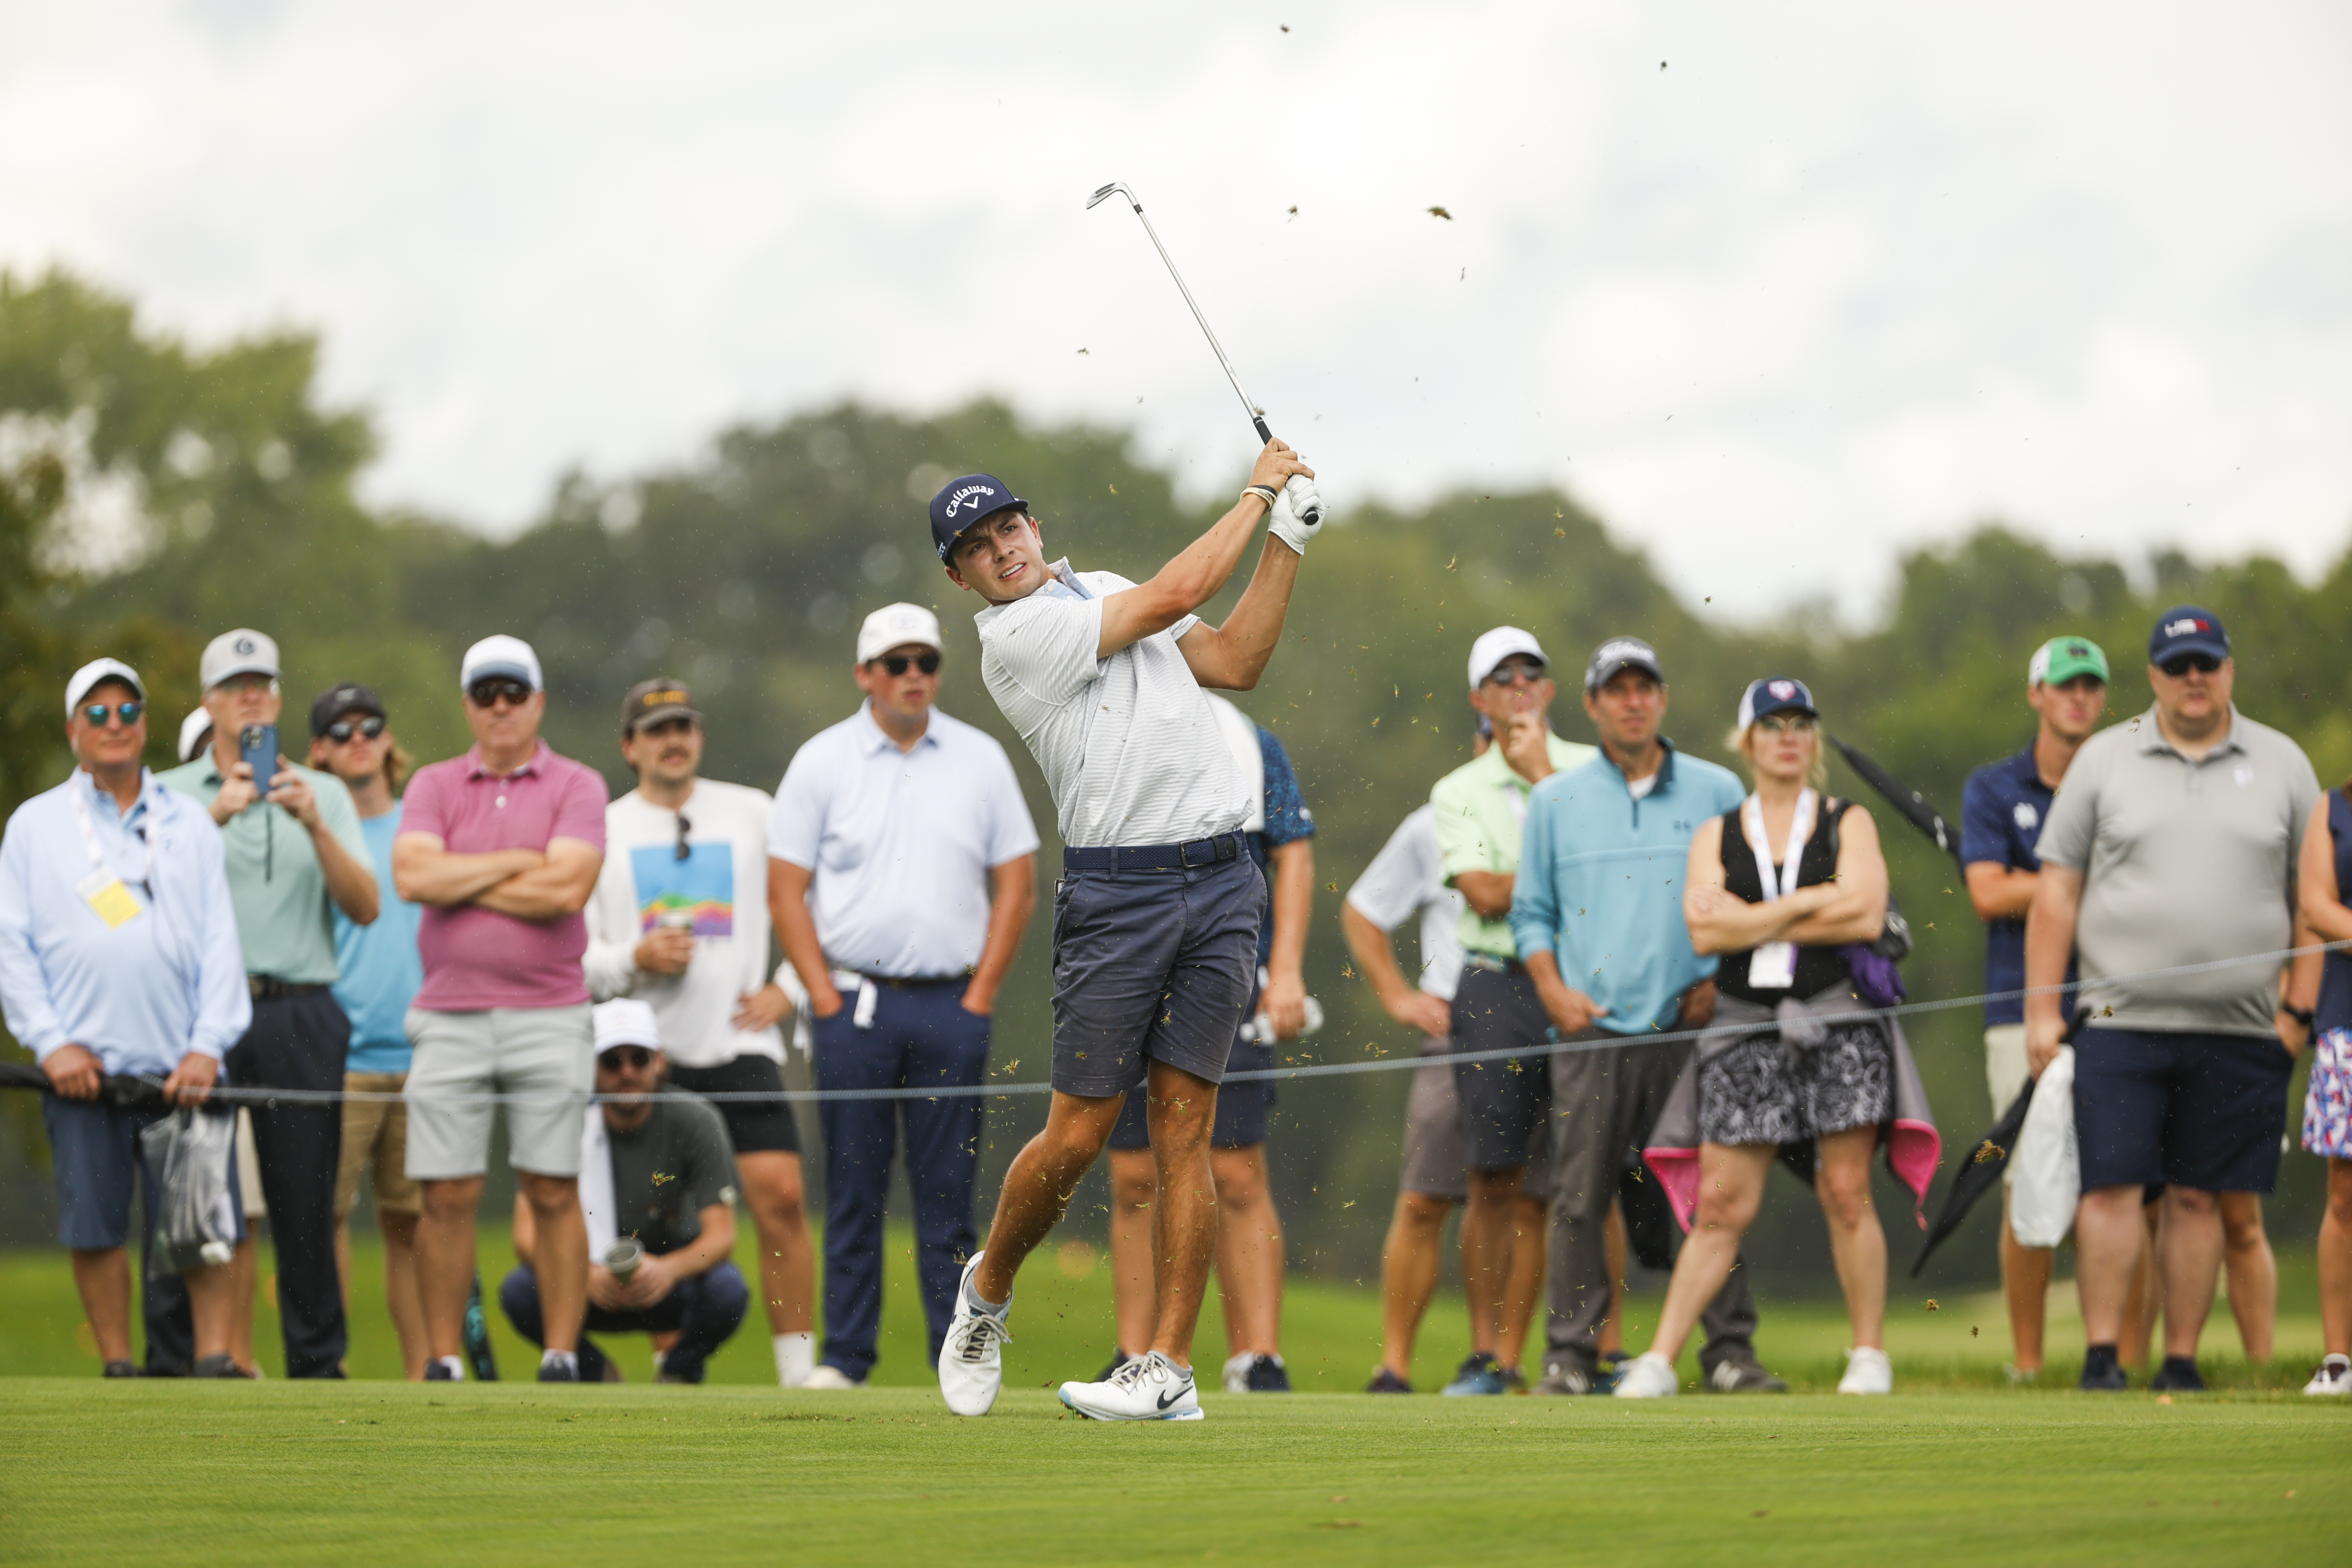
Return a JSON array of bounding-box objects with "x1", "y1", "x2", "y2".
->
[
  {"x1": 333, "y1": 804, "x2": 423, "y2": 1074},
  {"x1": 1510, "y1": 742, "x2": 1747, "y2": 1036},
  {"x1": 767, "y1": 704, "x2": 1040, "y2": 978},
  {"x1": 0, "y1": 768, "x2": 252, "y2": 1074}
]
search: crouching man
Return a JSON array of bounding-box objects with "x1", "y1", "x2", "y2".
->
[{"x1": 501, "y1": 1000, "x2": 749, "y2": 1383}]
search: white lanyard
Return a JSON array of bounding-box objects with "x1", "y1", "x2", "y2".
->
[
  {"x1": 1741, "y1": 788, "x2": 1815, "y2": 989},
  {"x1": 69, "y1": 780, "x2": 154, "y2": 890}
]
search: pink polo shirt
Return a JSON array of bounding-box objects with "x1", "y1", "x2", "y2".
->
[{"x1": 401, "y1": 740, "x2": 608, "y2": 1011}]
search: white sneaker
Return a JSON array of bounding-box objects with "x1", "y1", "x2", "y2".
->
[
  {"x1": 798, "y1": 1364, "x2": 864, "y2": 1391},
  {"x1": 1838, "y1": 1347, "x2": 1893, "y2": 1395},
  {"x1": 936, "y1": 1252, "x2": 1012, "y2": 1417},
  {"x1": 1058, "y1": 1351, "x2": 1204, "y2": 1421},
  {"x1": 1611, "y1": 1352, "x2": 1679, "y2": 1399},
  {"x1": 2302, "y1": 1354, "x2": 2351, "y2": 1396}
]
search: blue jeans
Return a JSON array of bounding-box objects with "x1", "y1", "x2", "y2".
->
[
  {"x1": 499, "y1": 1259, "x2": 748, "y2": 1383},
  {"x1": 811, "y1": 980, "x2": 990, "y2": 1380}
]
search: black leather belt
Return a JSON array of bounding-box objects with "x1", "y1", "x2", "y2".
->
[
  {"x1": 856, "y1": 974, "x2": 966, "y2": 990},
  {"x1": 1063, "y1": 831, "x2": 1245, "y2": 873},
  {"x1": 249, "y1": 977, "x2": 330, "y2": 1000}
]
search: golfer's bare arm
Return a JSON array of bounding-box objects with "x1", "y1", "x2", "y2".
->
[
  {"x1": 1097, "y1": 439, "x2": 1311, "y2": 668},
  {"x1": 2022, "y1": 862, "x2": 2084, "y2": 1073},
  {"x1": 1682, "y1": 817, "x2": 1832, "y2": 955},
  {"x1": 394, "y1": 832, "x2": 545, "y2": 906},
  {"x1": 1965, "y1": 861, "x2": 2040, "y2": 920},
  {"x1": 2300, "y1": 795, "x2": 2352, "y2": 945},
  {"x1": 474, "y1": 839, "x2": 603, "y2": 920},
  {"x1": 1452, "y1": 871, "x2": 1513, "y2": 919}
]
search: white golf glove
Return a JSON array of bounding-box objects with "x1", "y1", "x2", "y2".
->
[{"x1": 1266, "y1": 475, "x2": 1325, "y2": 555}]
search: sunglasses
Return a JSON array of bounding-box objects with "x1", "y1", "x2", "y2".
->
[
  {"x1": 323, "y1": 715, "x2": 387, "y2": 743},
  {"x1": 1481, "y1": 661, "x2": 1546, "y2": 687},
  {"x1": 467, "y1": 679, "x2": 534, "y2": 708},
  {"x1": 674, "y1": 811, "x2": 693, "y2": 862},
  {"x1": 598, "y1": 1046, "x2": 657, "y2": 1072},
  {"x1": 1755, "y1": 713, "x2": 1817, "y2": 735},
  {"x1": 2158, "y1": 654, "x2": 2220, "y2": 677},
  {"x1": 80, "y1": 701, "x2": 145, "y2": 728},
  {"x1": 873, "y1": 652, "x2": 941, "y2": 677}
]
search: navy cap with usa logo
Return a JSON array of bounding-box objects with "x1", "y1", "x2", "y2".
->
[
  {"x1": 929, "y1": 474, "x2": 1028, "y2": 562},
  {"x1": 2148, "y1": 604, "x2": 2229, "y2": 666}
]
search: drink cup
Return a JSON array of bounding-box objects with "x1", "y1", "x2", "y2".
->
[{"x1": 604, "y1": 1238, "x2": 644, "y2": 1281}]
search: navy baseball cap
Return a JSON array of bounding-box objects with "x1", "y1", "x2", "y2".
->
[
  {"x1": 929, "y1": 474, "x2": 1028, "y2": 563},
  {"x1": 2148, "y1": 604, "x2": 2229, "y2": 666},
  {"x1": 1737, "y1": 676, "x2": 1817, "y2": 729}
]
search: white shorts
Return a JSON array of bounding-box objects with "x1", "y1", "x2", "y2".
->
[
  {"x1": 403, "y1": 1005, "x2": 593, "y2": 1181},
  {"x1": 1985, "y1": 1024, "x2": 2030, "y2": 1120}
]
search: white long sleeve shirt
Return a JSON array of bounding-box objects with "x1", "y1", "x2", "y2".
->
[
  {"x1": 583, "y1": 780, "x2": 785, "y2": 1068},
  {"x1": 0, "y1": 768, "x2": 252, "y2": 1074}
]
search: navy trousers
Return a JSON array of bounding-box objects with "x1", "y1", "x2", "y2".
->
[
  {"x1": 499, "y1": 1260, "x2": 748, "y2": 1383},
  {"x1": 811, "y1": 981, "x2": 990, "y2": 1380}
]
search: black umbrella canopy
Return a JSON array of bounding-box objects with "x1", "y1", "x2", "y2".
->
[
  {"x1": 1830, "y1": 735, "x2": 1965, "y2": 871},
  {"x1": 1910, "y1": 1079, "x2": 2034, "y2": 1278}
]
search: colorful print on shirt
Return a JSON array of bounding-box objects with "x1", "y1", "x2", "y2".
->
[{"x1": 631, "y1": 842, "x2": 735, "y2": 938}]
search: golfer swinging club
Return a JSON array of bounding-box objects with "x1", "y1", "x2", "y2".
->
[{"x1": 930, "y1": 439, "x2": 1321, "y2": 1421}]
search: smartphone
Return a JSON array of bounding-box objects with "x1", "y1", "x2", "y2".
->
[{"x1": 238, "y1": 724, "x2": 279, "y2": 798}]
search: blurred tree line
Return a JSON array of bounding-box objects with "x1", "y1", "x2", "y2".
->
[{"x1": 4, "y1": 267, "x2": 2346, "y2": 1292}]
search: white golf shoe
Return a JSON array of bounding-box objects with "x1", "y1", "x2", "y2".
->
[
  {"x1": 797, "y1": 1364, "x2": 865, "y2": 1391},
  {"x1": 1837, "y1": 1347, "x2": 1893, "y2": 1395},
  {"x1": 1058, "y1": 1351, "x2": 1204, "y2": 1421},
  {"x1": 2301, "y1": 1354, "x2": 2351, "y2": 1395},
  {"x1": 1611, "y1": 1352, "x2": 1680, "y2": 1399},
  {"x1": 936, "y1": 1252, "x2": 1012, "y2": 1417}
]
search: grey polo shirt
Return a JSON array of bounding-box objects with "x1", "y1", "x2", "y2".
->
[{"x1": 2035, "y1": 704, "x2": 2318, "y2": 1037}]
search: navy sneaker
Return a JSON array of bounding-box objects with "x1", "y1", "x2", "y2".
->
[
  {"x1": 425, "y1": 1360, "x2": 459, "y2": 1382},
  {"x1": 1094, "y1": 1348, "x2": 1132, "y2": 1383},
  {"x1": 2079, "y1": 1347, "x2": 2129, "y2": 1392},
  {"x1": 103, "y1": 1360, "x2": 140, "y2": 1379},
  {"x1": 1243, "y1": 1354, "x2": 1292, "y2": 1393},
  {"x1": 2149, "y1": 1357, "x2": 2205, "y2": 1393},
  {"x1": 1442, "y1": 1352, "x2": 1508, "y2": 1397},
  {"x1": 1706, "y1": 1358, "x2": 1789, "y2": 1393},
  {"x1": 537, "y1": 1355, "x2": 580, "y2": 1383},
  {"x1": 1365, "y1": 1367, "x2": 1413, "y2": 1394}
]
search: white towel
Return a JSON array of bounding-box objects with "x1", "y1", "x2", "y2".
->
[{"x1": 578, "y1": 1108, "x2": 618, "y2": 1259}]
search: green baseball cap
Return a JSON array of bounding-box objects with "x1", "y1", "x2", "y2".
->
[{"x1": 2028, "y1": 635, "x2": 2109, "y2": 688}]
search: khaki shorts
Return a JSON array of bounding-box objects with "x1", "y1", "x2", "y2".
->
[
  {"x1": 336, "y1": 1072, "x2": 421, "y2": 1218},
  {"x1": 1985, "y1": 1025, "x2": 2030, "y2": 1120},
  {"x1": 404, "y1": 1005, "x2": 592, "y2": 1181},
  {"x1": 235, "y1": 1109, "x2": 267, "y2": 1221}
]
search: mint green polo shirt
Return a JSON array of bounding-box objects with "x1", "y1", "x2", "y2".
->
[
  {"x1": 1428, "y1": 731, "x2": 1598, "y2": 960},
  {"x1": 157, "y1": 756, "x2": 368, "y2": 985}
]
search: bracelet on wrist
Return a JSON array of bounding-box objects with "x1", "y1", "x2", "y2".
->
[{"x1": 1242, "y1": 484, "x2": 1279, "y2": 508}]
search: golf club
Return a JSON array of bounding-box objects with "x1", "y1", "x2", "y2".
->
[{"x1": 1087, "y1": 180, "x2": 1321, "y2": 526}]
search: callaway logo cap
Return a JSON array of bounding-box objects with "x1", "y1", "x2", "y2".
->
[
  {"x1": 2147, "y1": 604, "x2": 2229, "y2": 666},
  {"x1": 65, "y1": 657, "x2": 145, "y2": 717},
  {"x1": 1467, "y1": 626, "x2": 1548, "y2": 689},
  {"x1": 459, "y1": 634, "x2": 543, "y2": 693},
  {"x1": 310, "y1": 682, "x2": 387, "y2": 738},
  {"x1": 200, "y1": 629, "x2": 280, "y2": 689},
  {"x1": 1737, "y1": 676, "x2": 1817, "y2": 730},
  {"x1": 856, "y1": 603, "x2": 944, "y2": 664},
  {"x1": 621, "y1": 678, "x2": 701, "y2": 734},
  {"x1": 1584, "y1": 636, "x2": 1664, "y2": 693},
  {"x1": 2027, "y1": 636, "x2": 2109, "y2": 690},
  {"x1": 929, "y1": 474, "x2": 1028, "y2": 562}
]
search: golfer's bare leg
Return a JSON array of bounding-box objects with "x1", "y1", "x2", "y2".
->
[
  {"x1": 1378, "y1": 1192, "x2": 1453, "y2": 1377},
  {"x1": 2158, "y1": 1185, "x2": 2224, "y2": 1361},
  {"x1": 737, "y1": 1151, "x2": 815, "y2": 1337},
  {"x1": 1460, "y1": 1167, "x2": 1525, "y2": 1356},
  {"x1": 226, "y1": 1236, "x2": 258, "y2": 1370},
  {"x1": 1105, "y1": 1146, "x2": 1158, "y2": 1355},
  {"x1": 2218, "y1": 1190, "x2": 2275, "y2": 1362},
  {"x1": 379, "y1": 1210, "x2": 428, "y2": 1378},
  {"x1": 1209, "y1": 1143, "x2": 1283, "y2": 1358},
  {"x1": 1999, "y1": 1186, "x2": 2054, "y2": 1373},
  {"x1": 416, "y1": 1175, "x2": 484, "y2": 1361},
  {"x1": 2074, "y1": 1183, "x2": 2147, "y2": 1346},
  {"x1": 2320, "y1": 1160, "x2": 2352, "y2": 1357},
  {"x1": 973, "y1": 1092, "x2": 1123, "y2": 1304},
  {"x1": 69, "y1": 1248, "x2": 135, "y2": 1363},
  {"x1": 1599, "y1": 1199, "x2": 1628, "y2": 1358},
  {"x1": 519, "y1": 1172, "x2": 587, "y2": 1355},
  {"x1": 1644, "y1": 1143, "x2": 1771, "y2": 1365},
  {"x1": 2120, "y1": 1198, "x2": 2162, "y2": 1367},
  {"x1": 1496, "y1": 1193, "x2": 1546, "y2": 1371},
  {"x1": 183, "y1": 1259, "x2": 234, "y2": 1361},
  {"x1": 1144, "y1": 1060, "x2": 1220, "y2": 1367},
  {"x1": 1815, "y1": 1125, "x2": 1888, "y2": 1351}
]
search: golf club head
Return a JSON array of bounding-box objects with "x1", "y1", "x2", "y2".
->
[{"x1": 1087, "y1": 181, "x2": 1138, "y2": 212}]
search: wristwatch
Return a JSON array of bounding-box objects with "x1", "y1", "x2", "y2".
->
[{"x1": 2283, "y1": 1004, "x2": 2314, "y2": 1030}]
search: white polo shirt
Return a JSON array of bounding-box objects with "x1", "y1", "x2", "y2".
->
[
  {"x1": 1344, "y1": 805, "x2": 1466, "y2": 1001},
  {"x1": 973, "y1": 560, "x2": 1249, "y2": 849},
  {"x1": 766, "y1": 704, "x2": 1040, "y2": 978}
]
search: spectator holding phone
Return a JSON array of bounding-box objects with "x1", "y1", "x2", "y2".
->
[{"x1": 158, "y1": 630, "x2": 378, "y2": 1379}]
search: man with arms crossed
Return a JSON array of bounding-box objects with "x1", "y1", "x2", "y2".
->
[
  {"x1": 1, "y1": 661, "x2": 250, "y2": 1377},
  {"x1": 770, "y1": 606, "x2": 1040, "y2": 1389},
  {"x1": 585, "y1": 677, "x2": 819, "y2": 1387},
  {"x1": 1427, "y1": 627, "x2": 1595, "y2": 1395},
  {"x1": 395, "y1": 636, "x2": 609, "y2": 1382},
  {"x1": 1514, "y1": 638, "x2": 1778, "y2": 1395},
  {"x1": 2026, "y1": 607, "x2": 2318, "y2": 1391},
  {"x1": 930, "y1": 443, "x2": 1319, "y2": 1421}
]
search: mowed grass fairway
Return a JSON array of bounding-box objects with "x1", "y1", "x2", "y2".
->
[{"x1": 2, "y1": 1231, "x2": 2346, "y2": 1563}]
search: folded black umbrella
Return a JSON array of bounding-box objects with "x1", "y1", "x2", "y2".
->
[
  {"x1": 1910, "y1": 1011, "x2": 2084, "y2": 1277},
  {"x1": 1829, "y1": 735, "x2": 1964, "y2": 871},
  {"x1": 0, "y1": 1060, "x2": 169, "y2": 1109}
]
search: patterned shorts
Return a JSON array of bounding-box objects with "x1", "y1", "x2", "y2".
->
[
  {"x1": 2305, "y1": 1027, "x2": 2352, "y2": 1160},
  {"x1": 1698, "y1": 1021, "x2": 1891, "y2": 1147}
]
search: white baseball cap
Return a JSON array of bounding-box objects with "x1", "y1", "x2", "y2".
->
[
  {"x1": 460, "y1": 634, "x2": 543, "y2": 692},
  {"x1": 176, "y1": 708, "x2": 216, "y2": 763},
  {"x1": 592, "y1": 999, "x2": 662, "y2": 1055},
  {"x1": 1466, "y1": 626, "x2": 1548, "y2": 689},
  {"x1": 856, "y1": 603, "x2": 944, "y2": 665},
  {"x1": 199, "y1": 629, "x2": 280, "y2": 690},
  {"x1": 65, "y1": 657, "x2": 145, "y2": 717}
]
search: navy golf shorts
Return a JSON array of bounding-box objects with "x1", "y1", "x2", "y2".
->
[{"x1": 2073, "y1": 1026, "x2": 2292, "y2": 1194}]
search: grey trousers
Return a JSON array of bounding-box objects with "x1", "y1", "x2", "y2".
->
[{"x1": 1543, "y1": 1028, "x2": 1759, "y2": 1377}]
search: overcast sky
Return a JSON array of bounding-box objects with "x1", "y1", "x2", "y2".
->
[{"x1": 4, "y1": 0, "x2": 2347, "y2": 617}]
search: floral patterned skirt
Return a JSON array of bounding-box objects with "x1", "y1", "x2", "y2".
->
[
  {"x1": 2305, "y1": 1027, "x2": 2352, "y2": 1160},
  {"x1": 1698, "y1": 1020, "x2": 1891, "y2": 1147}
]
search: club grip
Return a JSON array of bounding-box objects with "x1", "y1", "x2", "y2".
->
[{"x1": 1253, "y1": 416, "x2": 1273, "y2": 444}]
